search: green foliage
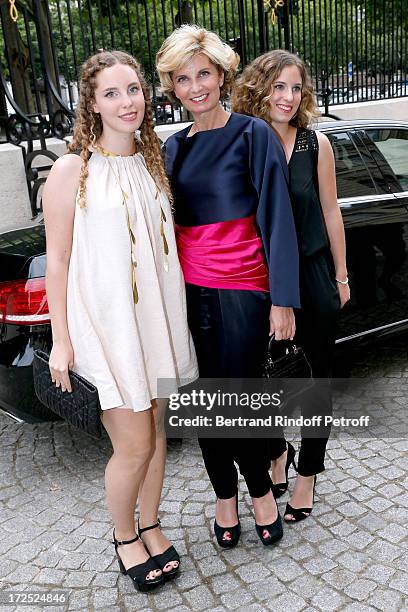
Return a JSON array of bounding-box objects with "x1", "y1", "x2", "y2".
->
[
  {"x1": 1, "y1": 0, "x2": 406, "y2": 111},
  {"x1": 266, "y1": 0, "x2": 407, "y2": 79},
  {"x1": 348, "y1": 0, "x2": 408, "y2": 72},
  {"x1": 358, "y1": 0, "x2": 408, "y2": 29}
]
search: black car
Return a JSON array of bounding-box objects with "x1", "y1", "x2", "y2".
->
[{"x1": 1, "y1": 119, "x2": 408, "y2": 423}]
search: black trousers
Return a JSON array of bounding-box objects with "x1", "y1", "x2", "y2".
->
[
  {"x1": 186, "y1": 284, "x2": 273, "y2": 499},
  {"x1": 269, "y1": 250, "x2": 340, "y2": 476}
]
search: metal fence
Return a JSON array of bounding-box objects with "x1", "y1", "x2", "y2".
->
[{"x1": 0, "y1": 0, "x2": 407, "y2": 146}]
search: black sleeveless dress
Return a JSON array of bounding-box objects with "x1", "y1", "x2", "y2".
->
[
  {"x1": 271, "y1": 128, "x2": 341, "y2": 476},
  {"x1": 289, "y1": 128, "x2": 340, "y2": 324}
]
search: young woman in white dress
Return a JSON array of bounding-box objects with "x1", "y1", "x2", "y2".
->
[{"x1": 43, "y1": 50, "x2": 197, "y2": 592}]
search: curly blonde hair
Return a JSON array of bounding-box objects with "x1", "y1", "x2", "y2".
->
[
  {"x1": 156, "y1": 25, "x2": 240, "y2": 103},
  {"x1": 232, "y1": 50, "x2": 319, "y2": 128},
  {"x1": 68, "y1": 50, "x2": 172, "y2": 208}
]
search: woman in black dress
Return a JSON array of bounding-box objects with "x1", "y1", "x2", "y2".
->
[
  {"x1": 233, "y1": 50, "x2": 350, "y2": 522},
  {"x1": 157, "y1": 27, "x2": 301, "y2": 546}
]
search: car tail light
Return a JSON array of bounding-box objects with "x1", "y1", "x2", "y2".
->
[{"x1": 0, "y1": 278, "x2": 50, "y2": 325}]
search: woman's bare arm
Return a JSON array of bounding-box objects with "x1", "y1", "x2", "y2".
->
[
  {"x1": 316, "y1": 132, "x2": 350, "y2": 308},
  {"x1": 42, "y1": 154, "x2": 82, "y2": 391}
]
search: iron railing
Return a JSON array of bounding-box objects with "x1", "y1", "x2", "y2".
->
[{"x1": 1, "y1": 0, "x2": 407, "y2": 147}]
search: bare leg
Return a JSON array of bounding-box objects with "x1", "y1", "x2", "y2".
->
[
  {"x1": 101, "y1": 407, "x2": 161, "y2": 582},
  {"x1": 138, "y1": 399, "x2": 178, "y2": 573},
  {"x1": 270, "y1": 447, "x2": 288, "y2": 484}
]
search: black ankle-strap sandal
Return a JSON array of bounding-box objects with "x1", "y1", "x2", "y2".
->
[
  {"x1": 138, "y1": 518, "x2": 180, "y2": 582},
  {"x1": 112, "y1": 530, "x2": 164, "y2": 592}
]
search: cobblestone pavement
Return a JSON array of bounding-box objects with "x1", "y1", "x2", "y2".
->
[{"x1": 0, "y1": 338, "x2": 407, "y2": 612}]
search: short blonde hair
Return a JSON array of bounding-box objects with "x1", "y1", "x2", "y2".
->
[
  {"x1": 156, "y1": 25, "x2": 240, "y2": 102},
  {"x1": 232, "y1": 50, "x2": 320, "y2": 129}
]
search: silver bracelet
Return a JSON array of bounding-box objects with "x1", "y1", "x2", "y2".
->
[{"x1": 335, "y1": 276, "x2": 349, "y2": 285}]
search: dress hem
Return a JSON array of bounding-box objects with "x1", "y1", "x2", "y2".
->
[{"x1": 99, "y1": 367, "x2": 199, "y2": 412}]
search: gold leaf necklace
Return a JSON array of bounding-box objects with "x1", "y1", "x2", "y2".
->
[{"x1": 93, "y1": 140, "x2": 169, "y2": 304}]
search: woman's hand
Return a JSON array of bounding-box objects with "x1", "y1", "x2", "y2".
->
[
  {"x1": 337, "y1": 282, "x2": 350, "y2": 308},
  {"x1": 49, "y1": 341, "x2": 74, "y2": 393},
  {"x1": 269, "y1": 306, "x2": 296, "y2": 340}
]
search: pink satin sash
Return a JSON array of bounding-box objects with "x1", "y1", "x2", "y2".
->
[{"x1": 176, "y1": 215, "x2": 269, "y2": 292}]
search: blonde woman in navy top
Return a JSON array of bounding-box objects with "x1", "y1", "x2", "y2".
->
[{"x1": 157, "y1": 26, "x2": 300, "y2": 548}]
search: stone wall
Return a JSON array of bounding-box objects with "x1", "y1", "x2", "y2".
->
[{"x1": 328, "y1": 96, "x2": 408, "y2": 121}]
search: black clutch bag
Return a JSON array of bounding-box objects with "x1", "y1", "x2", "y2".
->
[
  {"x1": 262, "y1": 335, "x2": 314, "y2": 405},
  {"x1": 33, "y1": 349, "x2": 102, "y2": 438}
]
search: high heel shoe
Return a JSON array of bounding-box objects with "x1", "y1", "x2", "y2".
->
[
  {"x1": 284, "y1": 475, "x2": 316, "y2": 523},
  {"x1": 138, "y1": 518, "x2": 180, "y2": 582},
  {"x1": 255, "y1": 497, "x2": 283, "y2": 546},
  {"x1": 271, "y1": 442, "x2": 297, "y2": 498},
  {"x1": 214, "y1": 495, "x2": 241, "y2": 549},
  {"x1": 112, "y1": 530, "x2": 164, "y2": 592}
]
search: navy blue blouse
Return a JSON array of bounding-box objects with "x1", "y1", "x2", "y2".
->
[{"x1": 164, "y1": 112, "x2": 300, "y2": 308}]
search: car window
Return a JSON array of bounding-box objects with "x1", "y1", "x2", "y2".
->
[
  {"x1": 326, "y1": 131, "x2": 377, "y2": 199},
  {"x1": 365, "y1": 129, "x2": 408, "y2": 192}
]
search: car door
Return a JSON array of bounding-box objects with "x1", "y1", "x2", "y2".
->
[
  {"x1": 325, "y1": 128, "x2": 408, "y2": 342},
  {"x1": 357, "y1": 126, "x2": 408, "y2": 333},
  {"x1": 360, "y1": 126, "x2": 408, "y2": 208}
]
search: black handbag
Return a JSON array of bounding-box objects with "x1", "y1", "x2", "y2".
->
[
  {"x1": 33, "y1": 349, "x2": 102, "y2": 438},
  {"x1": 262, "y1": 335, "x2": 314, "y2": 406}
]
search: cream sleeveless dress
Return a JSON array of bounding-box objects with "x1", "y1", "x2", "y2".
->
[{"x1": 66, "y1": 150, "x2": 198, "y2": 411}]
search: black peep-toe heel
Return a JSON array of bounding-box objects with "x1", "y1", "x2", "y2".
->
[
  {"x1": 214, "y1": 495, "x2": 241, "y2": 549},
  {"x1": 255, "y1": 497, "x2": 283, "y2": 546},
  {"x1": 284, "y1": 475, "x2": 317, "y2": 523}
]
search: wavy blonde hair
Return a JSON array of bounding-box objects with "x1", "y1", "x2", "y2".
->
[
  {"x1": 68, "y1": 50, "x2": 172, "y2": 208},
  {"x1": 232, "y1": 50, "x2": 319, "y2": 128},
  {"x1": 156, "y1": 25, "x2": 240, "y2": 103}
]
